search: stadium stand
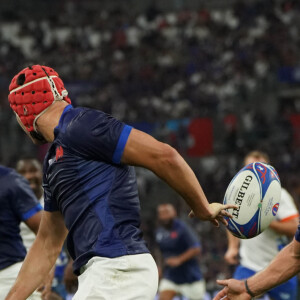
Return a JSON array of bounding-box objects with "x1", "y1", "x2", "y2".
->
[{"x1": 1, "y1": 0, "x2": 300, "y2": 297}]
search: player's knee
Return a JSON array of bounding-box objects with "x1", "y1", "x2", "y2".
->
[{"x1": 159, "y1": 290, "x2": 177, "y2": 300}]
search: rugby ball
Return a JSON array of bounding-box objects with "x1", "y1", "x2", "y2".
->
[{"x1": 223, "y1": 162, "x2": 281, "y2": 239}]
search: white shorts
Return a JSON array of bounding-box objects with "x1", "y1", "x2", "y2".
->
[
  {"x1": 159, "y1": 278, "x2": 206, "y2": 300},
  {"x1": 73, "y1": 253, "x2": 158, "y2": 300},
  {"x1": 0, "y1": 262, "x2": 42, "y2": 300}
]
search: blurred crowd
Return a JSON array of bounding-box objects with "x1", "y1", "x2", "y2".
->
[
  {"x1": 1, "y1": 0, "x2": 300, "y2": 297},
  {"x1": 0, "y1": 0, "x2": 300, "y2": 119}
]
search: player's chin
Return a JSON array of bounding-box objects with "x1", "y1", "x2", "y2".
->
[
  {"x1": 28, "y1": 132, "x2": 48, "y2": 145},
  {"x1": 31, "y1": 138, "x2": 48, "y2": 145}
]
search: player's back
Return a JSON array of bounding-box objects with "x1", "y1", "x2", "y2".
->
[{"x1": 43, "y1": 105, "x2": 148, "y2": 274}]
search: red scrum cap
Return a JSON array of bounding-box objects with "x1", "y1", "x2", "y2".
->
[{"x1": 8, "y1": 65, "x2": 71, "y2": 133}]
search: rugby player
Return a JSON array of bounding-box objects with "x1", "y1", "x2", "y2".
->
[
  {"x1": 6, "y1": 65, "x2": 235, "y2": 300},
  {"x1": 156, "y1": 204, "x2": 205, "y2": 300},
  {"x1": 17, "y1": 158, "x2": 44, "y2": 252},
  {"x1": 0, "y1": 165, "x2": 42, "y2": 299},
  {"x1": 224, "y1": 151, "x2": 299, "y2": 300}
]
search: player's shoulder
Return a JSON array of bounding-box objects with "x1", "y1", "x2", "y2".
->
[
  {"x1": 0, "y1": 166, "x2": 27, "y2": 194},
  {"x1": 60, "y1": 106, "x2": 107, "y2": 135},
  {"x1": 0, "y1": 166, "x2": 13, "y2": 189},
  {"x1": 0, "y1": 165, "x2": 19, "y2": 182},
  {"x1": 174, "y1": 218, "x2": 189, "y2": 231},
  {"x1": 0, "y1": 165, "x2": 11, "y2": 177}
]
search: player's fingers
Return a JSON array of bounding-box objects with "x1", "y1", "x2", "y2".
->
[
  {"x1": 211, "y1": 219, "x2": 219, "y2": 227},
  {"x1": 218, "y1": 216, "x2": 228, "y2": 226},
  {"x1": 213, "y1": 288, "x2": 228, "y2": 300},
  {"x1": 188, "y1": 210, "x2": 195, "y2": 218},
  {"x1": 226, "y1": 256, "x2": 238, "y2": 265},
  {"x1": 216, "y1": 279, "x2": 230, "y2": 286},
  {"x1": 220, "y1": 209, "x2": 232, "y2": 217},
  {"x1": 222, "y1": 204, "x2": 238, "y2": 210}
]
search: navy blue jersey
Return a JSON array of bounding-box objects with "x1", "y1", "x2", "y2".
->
[
  {"x1": 295, "y1": 224, "x2": 300, "y2": 243},
  {"x1": 43, "y1": 105, "x2": 148, "y2": 275},
  {"x1": 0, "y1": 166, "x2": 42, "y2": 270},
  {"x1": 156, "y1": 219, "x2": 202, "y2": 284}
]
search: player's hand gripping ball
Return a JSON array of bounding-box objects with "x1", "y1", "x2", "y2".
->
[{"x1": 223, "y1": 162, "x2": 281, "y2": 239}]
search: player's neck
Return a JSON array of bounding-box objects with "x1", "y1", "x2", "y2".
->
[{"x1": 36, "y1": 101, "x2": 69, "y2": 142}]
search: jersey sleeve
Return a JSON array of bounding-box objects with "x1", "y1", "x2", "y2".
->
[
  {"x1": 276, "y1": 188, "x2": 299, "y2": 222},
  {"x1": 67, "y1": 109, "x2": 132, "y2": 164},
  {"x1": 294, "y1": 224, "x2": 300, "y2": 243},
  {"x1": 181, "y1": 222, "x2": 201, "y2": 249},
  {"x1": 9, "y1": 171, "x2": 42, "y2": 221},
  {"x1": 43, "y1": 174, "x2": 59, "y2": 212}
]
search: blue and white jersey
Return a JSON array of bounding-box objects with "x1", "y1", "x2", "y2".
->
[
  {"x1": 156, "y1": 219, "x2": 202, "y2": 284},
  {"x1": 0, "y1": 166, "x2": 42, "y2": 270},
  {"x1": 43, "y1": 105, "x2": 149, "y2": 275}
]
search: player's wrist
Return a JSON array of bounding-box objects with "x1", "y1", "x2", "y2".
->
[
  {"x1": 268, "y1": 220, "x2": 278, "y2": 228},
  {"x1": 174, "y1": 255, "x2": 183, "y2": 265},
  {"x1": 244, "y1": 279, "x2": 256, "y2": 298},
  {"x1": 191, "y1": 206, "x2": 212, "y2": 220},
  {"x1": 201, "y1": 205, "x2": 215, "y2": 220}
]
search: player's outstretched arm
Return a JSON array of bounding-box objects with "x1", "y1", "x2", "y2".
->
[
  {"x1": 214, "y1": 238, "x2": 300, "y2": 300},
  {"x1": 5, "y1": 211, "x2": 68, "y2": 300},
  {"x1": 24, "y1": 210, "x2": 42, "y2": 234},
  {"x1": 122, "y1": 128, "x2": 235, "y2": 226}
]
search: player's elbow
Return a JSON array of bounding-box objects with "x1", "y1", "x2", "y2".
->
[
  {"x1": 192, "y1": 246, "x2": 201, "y2": 255},
  {"x1": 157, "y1": 144, "x2": 181, "y2": 169},
  {"x1": 47, "y1": 243, "x2": 63, "y2": 263}
]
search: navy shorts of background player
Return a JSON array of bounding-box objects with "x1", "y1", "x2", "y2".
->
[
  {"x1": 0, "y1": 166, "x2": 42, "y2": 270},
  {"x1": 156, "y1": 219, "x2": 202, "y2": 284},
  {"x1": 43, "y1": 104, "x2": 149, "y2": 274}
]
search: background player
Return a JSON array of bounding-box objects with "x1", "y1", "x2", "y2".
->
[
  {"x1": 16, "y1": 157, "x2": 69, "y2": 300},
  {"x1": 0, "y1": 164, "x2": 42, "y2": 299},
  {"x1": 156, "y1": 203, "x2": 205, "y2": 300},
  {"x1": 224, "y1": 150, "x2": 299, "y2": 300},
  {"x1": 6, "y1": 65, "x2": 235, "y2": 300},
  {"x1": 17, "y1": 158, "x2": 44, "y2": 251},
  {"x1": 225, "y1": 151, "x2": 299, "y2": 300}
]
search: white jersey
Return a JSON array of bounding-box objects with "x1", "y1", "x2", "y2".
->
[
  {"x1": 240, "y1": 188, "x2": 299, "y2": 272},
  {"x1": 20, "y1": 196, "x2": 44, "y2": 252}
]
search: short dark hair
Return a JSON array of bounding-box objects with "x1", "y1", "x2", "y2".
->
[
  {"x1": 15, "y1": 156, "x2": 42, "y2": 171},
  {"x1": 244, "y1": 150, "x2": 270, "y2": 164}
]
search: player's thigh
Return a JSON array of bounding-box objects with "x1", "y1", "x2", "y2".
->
[
  {"x1": 180, "y1": 280, "x2": 206, "y2": 300},
  {"x1": 0, "y1": 262, "x2": 22, "y2": 299},
  {"x1": 159, "y1": 278, "x2": 178, "y2": 300},
  {"x1": 73, "y1": 253, "x2": 158, "y2": 300}
]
